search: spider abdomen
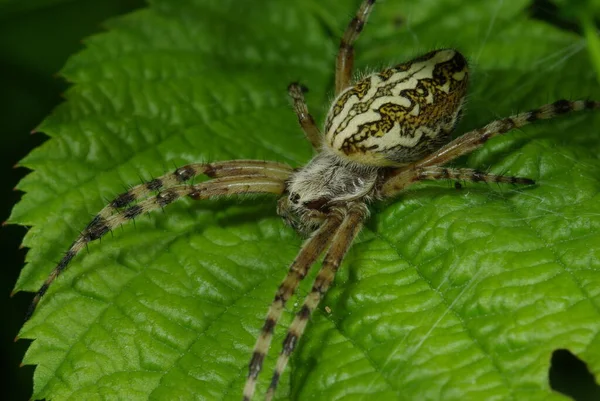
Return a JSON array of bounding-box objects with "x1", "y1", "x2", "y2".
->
[{"x1": 325, "y1": 49, "x2": 469, "y2": 167}]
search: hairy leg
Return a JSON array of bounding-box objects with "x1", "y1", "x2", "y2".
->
[
  {"x1": 243, "y1": 215, "x2": 343, "y2": 401},
  {"x1": 416, "y1": 100, "x2": 599, "y2": 168},
  {"x1": 379, "y1": 166, "x2": 535, "y2": 197},
  {"x1": 335, "y1": 0, "x2": 376, "y2": 94},
  {"x1": 288, "y1": 83, "x2": 322, "y2": 150},
  {"x1": 26, "y1": 173, "x2": 287, "y2": 321},
  {"x1": 265, "y1": 203, "x2": 367, "y2": 400},
  {"x1": 381, "y1": 99, "x2": 599, "y2": 196},
  {"x1": 107, "y1": 160, "x2": 292, "y2": 213}
]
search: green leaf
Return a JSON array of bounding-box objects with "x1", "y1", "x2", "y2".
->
[{"x1": 11, "y1": 0, "x2": 600, "y2": 400}]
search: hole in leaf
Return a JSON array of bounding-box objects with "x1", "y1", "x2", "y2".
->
[{"x1": 549, "y1": 349, "x2": 600, "y2": 401}]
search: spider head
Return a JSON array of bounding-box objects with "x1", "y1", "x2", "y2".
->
[{"x1": 278, "y1": 151, "x2": 378, "y2": 234}]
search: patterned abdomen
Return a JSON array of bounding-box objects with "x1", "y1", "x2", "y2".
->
[{"x1": 325, "y1": 49, "x2": 469, "y2": 166}]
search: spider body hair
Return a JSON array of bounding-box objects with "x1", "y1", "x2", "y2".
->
[{"x1": 278, "y1": 149, "x2": 378, "y2": 234}]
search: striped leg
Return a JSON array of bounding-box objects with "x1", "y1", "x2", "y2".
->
[
  {"x1": 379, "y1": 166, "x2": 534, "y2": 197},
  {"x1": 417, "y1": 167, "x2": 535, "y2": 185},
  {"x1": 243, "y1": 215, "x2": 343, "y2": 401},
  {"x1": 416, "y1": 100, "x2": 599, "y2": 168},
  {"x1": 107, "y1": 160, "x2": 292, "y2": 212},
  {"x1": 265, "y1": 204, "x2": 367, "y2": 400},
  {"x1": 288, "y1": 83, "x2": 322, "y2": 150},
  {"x1": 25, "y1": 173, "x2": 289, "y2": 322},
  {"x1": 335, "y1": 0, "x2": 376, "y2": 94},
  {"x1": 381, "y1": 99, "x2": 600, "y2": 196}
]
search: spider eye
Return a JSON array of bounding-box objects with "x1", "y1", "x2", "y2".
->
[
  {"x1": 324, "y1": 49, "x2": 469, "y2": 167},
  {"x1": 289, "y1": 192, "x2": 300, "y2": 204}
]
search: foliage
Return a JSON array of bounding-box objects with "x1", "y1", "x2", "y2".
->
[{"x1": 11, "y1": 0, "x2": 600, "y2": 399}]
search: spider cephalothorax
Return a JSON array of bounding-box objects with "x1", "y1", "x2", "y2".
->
[
  {"x1": 21, "y1": 0, "x2": 598, "y2": 400},
  {"x1": 277, "y1": 149, "x2": 378, "y2": 233}
]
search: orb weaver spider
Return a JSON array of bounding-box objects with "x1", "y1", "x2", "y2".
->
[{"x1": 20, "y1": 0, "x2": 598, "y2": 400}]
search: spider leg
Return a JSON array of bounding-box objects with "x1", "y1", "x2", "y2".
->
[
  {"x1": 107, "y1": 160, "x2": 292, "y2": 212},
  {"x1": 288, "y1": 83, "x2": 322, "y2": 150},
  {"x1": 381, "y1": 99, "x2": 599, "y2": 196},
  {"x1": 243, "y1": 215, "x2": 343, "y2": 401},
  {"x1": 335, "y1": 0, "x2": 376, "y2": 94},
  {"x1": 25, "y1": 173, "x2": 288, "y2": 322},
  {"x1": 379, "y1": 166, "x2": 535, "y2": 197},
  {"x1": 265, "y1": 203, "x2": 368, "y2": 400},
  {"x1": 418, "y1": 100, "x2": 598, "y2": 168},
  {"x1": 418, "y1": 167, "x2": 535, "y2": 185}
]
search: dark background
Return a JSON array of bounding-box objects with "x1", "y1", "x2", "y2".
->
[{"x1": 0, "y1": 1, "x2": 597, "y2": 400}]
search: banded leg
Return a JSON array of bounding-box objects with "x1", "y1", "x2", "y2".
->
[
  {"x1": 335, "y1": 0, "x2": 376, "y2": 94},
  {"x1": 265, "y1": 204, "x2": 367, "y2": 400},
  {"x1": 26, "y1": 174, "x2": 287, "y2": 321},
  {"x1": 418, "y1": 100, "x2": 599, "y2": 168},
  {"x1": 381, "y1": 99, "x2": 600, "y2": 195},
  {"x1": 288, "y1": 83, "x2": 322, "y2": 150},
  {"x1": 418, "y1": 167, "x2": 535, "y2": 185},
  {"x1": 107, "y1": 160, "x2": 292, "y2": 213},
  {"x1": 379, "y1": 166, "x2": 535, "y2": 197},
  {"x1": 243, "y1": 215, "x2": 343, "y2": 401}
]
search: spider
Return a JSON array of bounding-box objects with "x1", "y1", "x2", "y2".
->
[{"x1": 22, "y1": 0, "x2": 598, "y2": 400}]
